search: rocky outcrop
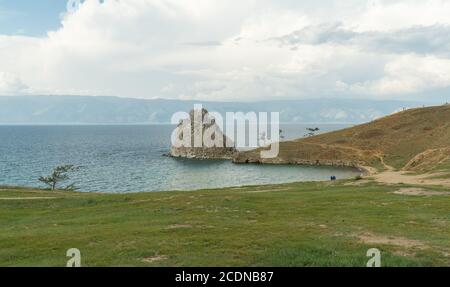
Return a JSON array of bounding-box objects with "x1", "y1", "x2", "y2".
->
[
  {"x1": 233, "y1": 156, "x2": 365, "y2": 168},
  {"x1": 171, "y1": 146, "x2": 237, "y2": 160},
  {"x1": 169, "y1": 108, "x2": 237, "y2": 160},
  {"x1": 232, "y1": 141, "x2": 372, "y2": 169}
]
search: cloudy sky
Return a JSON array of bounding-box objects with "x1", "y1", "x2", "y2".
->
[{"x1": 1, "y1": 0, "x2": 450, "y2": 102}]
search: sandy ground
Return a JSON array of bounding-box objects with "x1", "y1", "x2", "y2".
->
[
  {"x1": 373, "y1": 170, "x2": 450, "y2": 187},
  {"x1": 361, "y1": 155, "x2": 450, "y2": 188},
  {"x1": 357, "y1": 233, "x2": 427, "y2": 249},
  {"x1": 243, "y1": 189, "x2": 290, "y2": 194},
  {"x1": 392, "y1": 188, "x2": 450, "y2": 196},
  {"x1": 141, "y1": 255, "x2": 168, "y2": 263}
]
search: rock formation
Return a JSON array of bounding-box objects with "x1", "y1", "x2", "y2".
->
[{"x1": 169, "y1": 108, "x2": 237, "y2": 159}]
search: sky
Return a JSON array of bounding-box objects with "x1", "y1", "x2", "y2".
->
[
  {"x1": 1, "y1": 0, "x2": 450, "y2": 102},
  {"x1": 0, "y1": 0, "x2": 67, "y2": 36}
]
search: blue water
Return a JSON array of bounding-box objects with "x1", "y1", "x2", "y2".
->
[{"x1": 0, "y1": 125, "x2": 359, "y2": 193}]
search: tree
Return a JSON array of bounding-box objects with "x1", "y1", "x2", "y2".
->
[
  {"x1": 39, "y1": 165, "x2": 80, "y2": 191},
  {"x1": 305, "y1": 127, "x2": 320, "y2": 137}
]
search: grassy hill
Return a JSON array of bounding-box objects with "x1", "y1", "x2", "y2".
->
[
  {"x1": 1, "y1": 181, "x2": 450, "y2": 267},
  {"x1": 235, "y1": 105, "x2": 450, "y2": 173}
]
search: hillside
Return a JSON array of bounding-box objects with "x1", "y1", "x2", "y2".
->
[{"x1": 234, "y1": 104, "x2": 450, "y2": 173}]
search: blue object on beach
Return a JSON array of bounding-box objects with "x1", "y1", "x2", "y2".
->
[{"x1": 331, "y1": 176, "x2": 337, "y2": 181}]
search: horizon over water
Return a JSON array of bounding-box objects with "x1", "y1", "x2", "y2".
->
[{"x1": 0, "y1": 124, "x2": 359, "y2": 193}]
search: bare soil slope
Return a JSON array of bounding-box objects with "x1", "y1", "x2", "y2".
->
[{"x1": 234, "y1": 105, "x2": 450, "y2": 173}]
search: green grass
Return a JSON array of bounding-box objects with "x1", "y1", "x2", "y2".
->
[
  {"x1": 430, "y1": 161, "x2": 450, "y2": 173},
  {"x1": 425, "y1": 173, "x2": 450, "y2": 180},
  {"x1": 1, "y1": 181, "x2": 450, "y2": 267}
]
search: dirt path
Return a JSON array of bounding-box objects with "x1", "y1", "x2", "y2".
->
[
  {"x1": 376, "y1": 154, "x2": 395, "y2": 171},
  {"x1": 373, "y1": 170, "x2": 450, "y2": 187},
  {"x1": 0, "y1": 197, "x2": 58, "y2": 200},
  {"x1": 362, "y1": 153, "x2": 450, "y2": 187},
  {"x1": 317, "y1": 143, "x2": 369, "y2": 159},
  {"x1": 393, "y1": 188, "x2": 450, "y2": 196}
]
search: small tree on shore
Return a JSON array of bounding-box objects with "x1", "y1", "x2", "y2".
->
[
  {"x1": 39, "y1": 165, "x2": 80, "y2": 191},
  {"x1": 305, "y1": 127, "x2": 320, "y2": 137}
]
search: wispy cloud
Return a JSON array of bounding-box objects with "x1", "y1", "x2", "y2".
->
[{"x1": 274, "y1": 23, "x2": 450, "y2": 55}]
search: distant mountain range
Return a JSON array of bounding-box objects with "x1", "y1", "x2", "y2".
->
[{"x1": 0, "y1": 95, "x2": 432, "y2": 124}]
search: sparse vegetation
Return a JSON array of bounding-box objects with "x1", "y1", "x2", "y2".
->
[
  {"x1": 305, "y1": 127, "x2": 320, "y2": 137},
  {"x1": 354, "y1": 175, "x2": 363, "y2": 180}
]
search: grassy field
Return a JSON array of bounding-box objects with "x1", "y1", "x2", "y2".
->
[{"x1": 1, "y1": 180, "x2": 450, "y2": 267}]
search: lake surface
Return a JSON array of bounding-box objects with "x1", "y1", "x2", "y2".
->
[{"x1": 0, "y1": 124, "x2": 359, "y2": 193}]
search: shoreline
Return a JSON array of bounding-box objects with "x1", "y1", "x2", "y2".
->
[{"x1": 0, "y1": 163, "x2": 362, "y2": 194}]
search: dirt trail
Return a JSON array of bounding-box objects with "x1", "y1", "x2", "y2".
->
[
  {"x1": 377, "y1": 154, "x2": 395, "y2": 171},
  {"x1": 373, "y1": 171, "x2": 450, "y2": 187},
  {"x1": 317, "y1": 143, "x2": 369, "y2": 159},
  {"x1": 0, "y1": 197, "x2": 58, "y2": 200},
  {"x1": 357, "y1": 233, "x2": 428, "y2": 249},
  {"x1": 362, "y1": 153, "x2": 450, "y2": 187},
  {"x1": 393, "y1": 188, "x2": 450, "y2": 196}
]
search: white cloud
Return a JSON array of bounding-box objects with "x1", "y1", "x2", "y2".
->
[
  {"x1": 0, "y1": 72, "x2": 29, "y2": 95},
  {"x1": 274, "y1": 23, "x2": 450, "y2": 55},
  {"x1": 351, "y1": 0, "x2": 450, "y2": 32},
  {"x1": 1, "y1": 0, "x2": 450, "y2": 101},
  {"x1": 343, "y1": 55, "x2": 450, "y2": 96}
]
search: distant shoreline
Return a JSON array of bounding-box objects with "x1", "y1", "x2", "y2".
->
[{"x1": 0, "y1": 122, "x2": 359, "y2": 126}]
